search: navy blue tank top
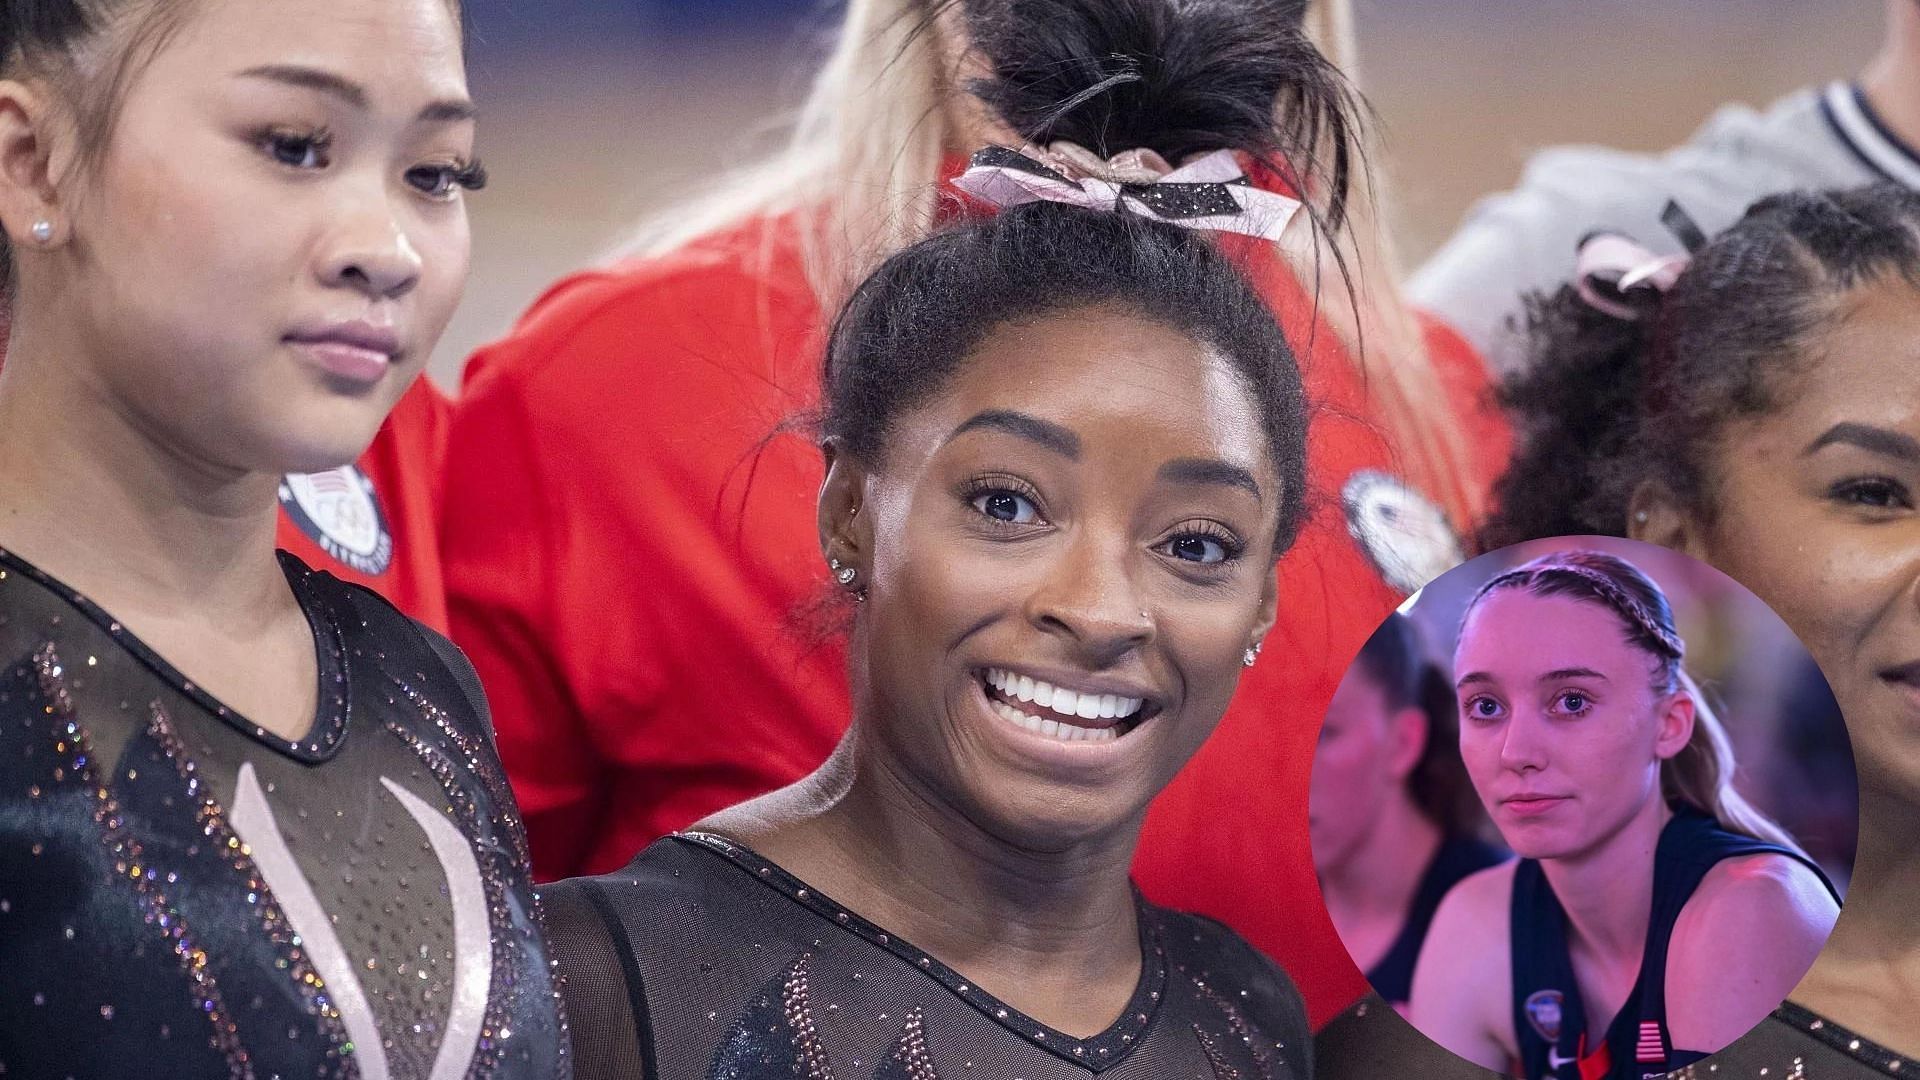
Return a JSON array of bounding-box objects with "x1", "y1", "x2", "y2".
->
[{"x1": 1510, "y1": 806, "x2": 1837, "y2": 1080}]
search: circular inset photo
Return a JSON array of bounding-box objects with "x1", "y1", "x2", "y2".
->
[{"x1": 1309, "y1": 536, "x2": 1857, "y2": 1078}]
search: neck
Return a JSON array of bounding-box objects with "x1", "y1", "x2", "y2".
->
[
  {"x1": 0, "y1": 321, "x2": 285, "y2": 623},
  {"x1": 1861, "y1": 1, "x2": 1920, "y2": 152},
  {"x1": 1320, "y1": 792, "x2": 1444, "y2": 921},
  {"x1": 1811, "y1": 784, "x2": 1920, "y2": 967},
  {"x1": 732, "y1": 730, "x2": 1143, "y2": 1034},
  {"x1": 1538, "y1": 795, "x2": 1673, "y2": 960}
]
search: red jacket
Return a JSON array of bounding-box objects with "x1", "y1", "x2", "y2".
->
[
  {"x1": 443, "y1": 209, "x2": 1509, "y2": 1028},
  {"x1": 275, "y1": 380, "x2": 454, "y2": 631}
]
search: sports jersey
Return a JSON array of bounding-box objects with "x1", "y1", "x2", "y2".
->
[
  {"x1": 441, "y1": 177, "x2": 1511, "y2": 1029},
  {"x1": 1510, "y1": 807, "x2": 1838, "y2": 1080},
  {"x1": 1412, "y1": 82, "x2": 1920, "y2": 376}
]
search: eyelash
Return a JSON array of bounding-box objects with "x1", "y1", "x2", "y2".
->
[
  {"x1": 1156, "y1": 520, "x2": 1246, "y2": 569},
  {"x1": 1829, "y1": 475, "x2": 1914, "y2": 512},
  {"x1": 1461, "y1": 691, "x2": 1593, "y2": 721},
  {"x1": 256, "y1": 127, "x2": 487, "y2": 199},
  {"x1": 960, "y1": 475, "x2": 1048, "y2": 528}
]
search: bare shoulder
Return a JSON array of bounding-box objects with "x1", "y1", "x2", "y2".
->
[
  {"x1": 1408, "y1": 859, "x2": 1517, "y2": 1070},
  {"x1": 1667, "y1": 852, "x2": 1840, "y2": 1051},
  {"x1": 1681, "y1": 852, "x2": 1838, "y2": 935}
]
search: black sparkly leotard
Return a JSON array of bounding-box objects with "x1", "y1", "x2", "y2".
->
[
  {"x1": 0, "y1": 547, "x2": 570, "y2": 1079},
  {"x1": 1668, "y1": 1002, "x2": 1918, "y2": 1079},
  {"x1": 541, "y1": 830, "x2": 1314, "y2": 1080}
]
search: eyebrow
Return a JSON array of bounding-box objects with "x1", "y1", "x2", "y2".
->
[
  {"x1": 946, "y1": 410, "x2": 1081, "y2": 459},
  {"x1": 1157, "y1": 458, "x2": 1263, "y2": 502},
  {"x1": 1456, "y1": 667, "x2": 1608, "y2": 689},
  {"x1": 237, "y1": 65, "x2": 477, "y2": 123},
  {"x1": 1804, "y1": 421, "x2": 1920, "y2": 463}
]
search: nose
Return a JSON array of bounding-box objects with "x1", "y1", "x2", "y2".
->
[
  {"x1": 1023, "y1": 528, "x2": 1154, "y2": 665},
  {"x1": 320, "y1": 188, "x2": 422, "y2": 301},
  {"x1": 1497, "y1": 710, "x2": 1549, "y2": 774}
]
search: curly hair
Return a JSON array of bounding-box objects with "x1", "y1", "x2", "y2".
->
[{"x1": 1480, "y1": 184, "x2": 1920, "y2": 548}]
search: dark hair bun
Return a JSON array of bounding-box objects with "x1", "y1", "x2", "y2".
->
[{"x1": 963, "y1": 0, "x2": 1354, "y2": 213}]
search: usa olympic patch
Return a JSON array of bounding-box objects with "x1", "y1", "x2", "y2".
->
[
  {"x1": 279, "y1": 464, "x2": 394, "y2": 576},
  {"x1": 1340, "y1": 470, "x2": 1465, "y2": 595}
]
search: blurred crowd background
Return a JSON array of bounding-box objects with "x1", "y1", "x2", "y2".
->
[
  {"x1": 439, "y1": 0, "x2": 1883, "y2": 384},
  {"x1": 1399, "y1": 538, "x2": 1860, "y2": 889}
]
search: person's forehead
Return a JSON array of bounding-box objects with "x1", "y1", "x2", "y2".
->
[{"x1": 1456, "y1": 590, "x2": 1639, "y2": 669}]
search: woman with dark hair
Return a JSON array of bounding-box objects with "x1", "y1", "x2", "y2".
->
[
  {"x1": 1311, "y1": 613, "x2": 1506, "y2": 1013},
  {"x1": 542, "y1": 193, "x2": 1316, "y2": 1076},
  {"x1": 0, "y1": 1, "x2": 567, "y2": 1075},
  {"x1": 442, "y1": 0, "x2": 1508, "y2": 1026},
  {"x1": 1412, "y1": 553, "x2": 1840, "y2": 1077},
  {"x1": 1483, "y1": 185, "x2": 1920, "y2": 1074}
]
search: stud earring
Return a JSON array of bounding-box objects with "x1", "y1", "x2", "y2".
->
[
  {"x1": 1243, "y1": 642, "x2": 1262, "y2": 668},
  {"x1": 29, "y1": 220, "x2": 52, "y2": 244},
  {"x1": 1634, "y1": 510, "x2": 1649, "y2": 525},
  {"x1": 829, "y1": 557, "x2": 857, "y2": 587}
]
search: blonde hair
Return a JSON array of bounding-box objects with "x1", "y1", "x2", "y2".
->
[
  {"x1": 1664, "y1": 670, "x2": 1801, "y2": 852},
  {"x1": 617, "y1": 0, "x2": 1484, "y2": 525}
]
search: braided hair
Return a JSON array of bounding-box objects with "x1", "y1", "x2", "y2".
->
[
  {"x1": 1481, "y1": 184, "x2": 1920, "y2": 547},
  {"x1": 1463, "y1": 551, "x2": 1799, "y2": 850}
]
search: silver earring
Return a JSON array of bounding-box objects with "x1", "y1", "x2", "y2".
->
[
  {"x1": 29, "y1": 220, "x2": 52, "y2": 244},
  {"x1": 1634, "y1": 510, "x2": 1649, "y2": 524},
  {"x1": 829, "y1": 558, "x2": 857, "y2": 587},
  {"x1": 1243, "y1": 643, "x2": 1262, "y2": 668}
]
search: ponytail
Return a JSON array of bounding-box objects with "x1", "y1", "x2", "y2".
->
[{"x1": 1663, "y1": 670, "x2": 1802, "y2": 852}]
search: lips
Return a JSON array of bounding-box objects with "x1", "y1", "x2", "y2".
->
[
  {"x1": 286, "y1": 321, "x2": 402, "y2": 386},
  {"x1": 978, "y1": 667, "x2": 1156, "y2": 744},
  {"x1": 1499, "y1": 793, "x2": 1571, "y2": 818}
]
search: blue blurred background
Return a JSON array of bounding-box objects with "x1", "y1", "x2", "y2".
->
[{"x1": 435, "y1": 1, "x2": 1883, "y2": 381}]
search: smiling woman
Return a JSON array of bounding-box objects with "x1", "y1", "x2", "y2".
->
[
  {"x1": 536, "y1": 202, "x2": 1315, "y2": 1078},
  {"x1": 0, "y1": 1, "x2": 565, "y2": 1077}
]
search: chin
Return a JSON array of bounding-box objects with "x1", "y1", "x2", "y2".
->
[{"x1": 972, "y1": 789, "x2": 1143, "y2": 855}]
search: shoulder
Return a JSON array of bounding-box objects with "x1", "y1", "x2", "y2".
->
[
  {"x1": 1673, "y1": 851, "x2": 1838, "y2": 956},
  {"x1": 1151, "y1": 907, "x2": 1311, "y2": 1047},
  {"x1": 290, "y1": 555, "x2": 492, "y2": 728},
  {"x1": 1666, "y1": 852, "x2": 1840, "y2": 1049},
  {"x1": 1415, "y1": 861, "x2": 1516, "y2": 1003},
  {"x1": 460, "y1": 213, "x2": 822, "y2": 402}
]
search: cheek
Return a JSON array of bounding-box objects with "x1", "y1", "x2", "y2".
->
[{"x1": 409, "y1": 209, "x2": 471, "y2": 328}]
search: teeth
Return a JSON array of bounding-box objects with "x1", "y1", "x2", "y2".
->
[
  {"x1": 985, "y1": 695, "x2": 1120, "y2": 744},
  {"x1": 982, "y1": 669, "x2": 1144, "y2": 729}
]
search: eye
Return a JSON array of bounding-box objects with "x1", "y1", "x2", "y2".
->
[
  {"x1": 1830, "y1": 476, "x2": 1914, "y2": 511},
  {"x1": 261, "y1": 128, "x2": 332, "y2": 169},
  {"x1": 406, "y1": 160, "x2": 488, "y2": 199},
  {"x1": 1164, "y1": 535, "x2": 1228, "y2": 564},
  {"x1": 1462, "y1": 695, "x2": 1504, "y2": 722},
  {"x1": 971, "y1": 488, "x2": 1042, "y2": 525},
  {"x1": 1552, "y1": 690, "x2": 1593, "y2": 716}
]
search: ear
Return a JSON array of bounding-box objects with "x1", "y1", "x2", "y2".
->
[
  {"x1": 1384, "y1": 705, "x2": 1429, "y2": 782},
  {"x1": 816, "y1": 438, "x2": 875, "y2": 579},
  {"x1": 1626, "y1": 480, "x2": 1709, "y2": 561},
  {"x1": 0, "y1": 78, "x2": 71, "y2": 249},
  {"x1": 1249, "y1": 565, "x2": 1279, "y2": 655},
  {"x1": 1652, "y1": 691, "x2": 1696, "y2": 762}
]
